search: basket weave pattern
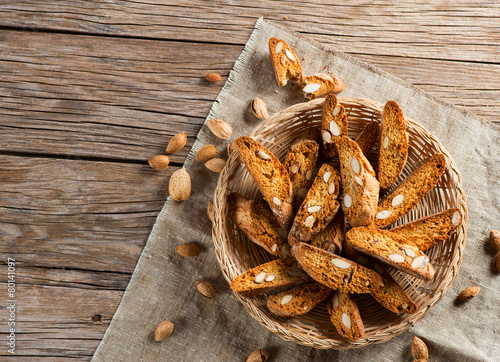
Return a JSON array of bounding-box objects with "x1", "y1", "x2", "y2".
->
[{"x1": 212, "y1": 97, "x2": 467, "y2": 349}]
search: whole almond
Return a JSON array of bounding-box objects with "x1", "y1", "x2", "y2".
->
[
  {"x1": 251, "y1": 97, "x2": 268, "y2": 120},
  {"x1": 205, "y1": 158, "x2": 226, "y2": 173},
  {"x1": 155, "y1": 321, "x2": 174, "y2": 341},
  {"x1": 205, "y1": 73, "x2": 222, "y2": 82},
  {"x1": 247, "y1": 348, "x2": 269, "y2": 362},
  {"x1": 195, "y1": 280, "x2": 215, "y2": 299},
  {"x1": 411, "y1": 336, "x2": 428, "y2": 361},
  {"x1": 490, "y1": 230, "x2": 500, "y2": 252},
  {"x1": 166, "y1": 132, "x2": 187, "y2": 154},
  {"x1": 196, "y1": 145, "x2": 217, "y2": 162},
  {"x1": 207, "y1": 200, "x2": 214, "y2": 223},
  {"x1": 175, "y1": 243, "x2": 200, "y2": 257},
  {"x1": 207, "y1": 119, "x2": 232, "y2": 139},
  {"x1": 148, "y1": 155, "x2": 170, "y2": 170},
  {"x1": 168, "y1": 168, "x2": 191, "y2": 201},
  {"x1": 493, "y1": 252, "x2": 500, "y2": 272},
  {"x1": 458, "y1": 286, "x2": 480, "y2": 301}
]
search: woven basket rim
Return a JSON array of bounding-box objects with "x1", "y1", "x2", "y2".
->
[{"x1": 211, "y1": 96, "x2": 467, "y2": 349}]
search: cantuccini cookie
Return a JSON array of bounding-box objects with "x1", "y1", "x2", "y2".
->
[
  {"x1": 284, "y1": 139, "x2": 319, "y2": 210},
  {"x1": 310, "y1": 208, "x2": 345, "y2": 255},
  {"x1": 321, "y1": 94, "x2": 348, "y2": 158},
  {"x1": 230, "y1": 259, "x2": 312, "y2": 298},
  {"x1": 373, "y1": 153, "x2": 446, "y2": 228},
  {"x1": 390, "y1": 208, "x2": 463, "y2": 251},
  {"x1": 345, "y1": 227, "x2": 435, "y2": 281},
  {"x1": 266, "y1": 282, "x2": 331, "y2": 317},
  {"x1": 378, "y1": 100, "x2": 409, "y2": 189},
  {"x1": 268, "y1": 37, "x2": 304, "y2": 86},
  {"x1": 327, "y1": 290, "x2": 365, "y2": 340},
  {"x1": 336, "y1": 136, "x2": 380, "y2": 227},
  {"x1": 292, "y1": 242, "x2": 384, "y2": 293},
  {"x1": 234, "y1": 136, "x2": 294, "y2": 230},
  {"x1": 302, "y1": 74, "x2": 345, "y2": 100},
  {"x1": 288, "y1": 164, "x2": 340, "y2": 245},
  {"x1": 345, "y1": 246, "x2": 417, "y2": 314},
  {"x1": 228, "y1": 193, "x2": 286, "y2": 257}
]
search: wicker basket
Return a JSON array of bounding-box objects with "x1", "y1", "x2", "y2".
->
[{"x1": 212, "y1": 97, "x2": 467, "y2": 349}]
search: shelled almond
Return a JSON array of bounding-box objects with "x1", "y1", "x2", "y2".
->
[
  {"x1": 196, "y1": 145, "x2": 218, "y2": 162},
  {"x1": 155, "y1": 321, "x2": 174, "y2": 342},
  {"x1": 148, "y1": 155, "x2": 170, "y2": 170},
  {"x1": 166, "y1": 132, "x2": 187, "y2": 154}
]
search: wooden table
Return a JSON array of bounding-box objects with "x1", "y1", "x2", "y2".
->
[{"x1": 1, "y1": 2, "x2": 498, "y2": 359}]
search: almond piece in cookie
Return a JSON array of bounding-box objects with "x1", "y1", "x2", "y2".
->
[
  {"x1": 321, "y1": 94, "x2": 348, "y2": 158},
  {"x1": 284, "y1": 139, "x2": 319, "y2": 210},
  {"x1": 266, "y1": 282, "x2": 331, "y2": 317},
  {"x1": 336, "y1": 136, "x2": 380, "y2": 227},
  {"x1": 230, "y1": 259, "x2": 312, "y2": 298},
  {"x1": 234, "y1": 136, "x2": 294, "y2": 230},
  {"x1": 288, "y1": 164, "x2": 340, "y2": 245},
  {"x1": 327, "y1": 290, "x2": 365, "y2": 340},
  {"x1": 373, "y1": 153, "x2": 446, "y2": 228},
  {"x1": 228, "y1": 193, "x2": 286, "y2": 257},
  {"x1": 292, "y1": 242, "x2": 384, "y2": 293},
  {"x1": 302, "y1": 73, "x2": 344, "y2": 100},
  {"x1": 378, "y1": 100, "x2": 409, "y2": 189},
  {"x1": 345, "y1": 227, "x2": 435, "y2": 281},
  {"x1": 268, "y1": 37, "x2": 304, "y2": 86}
]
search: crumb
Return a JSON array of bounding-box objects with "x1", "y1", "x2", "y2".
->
[
  {"x1": 323, "y1": 65, "x2": 328, "y2": 70},
  {"x1": 259, "y1": 60, "x2": 262, "y2": 64},
  {"x1": 275, "y1": 90, "x2": 278, "y2": 93},
  {"x1": 283, "y1": 16, "x2": 288, "y2": 20},
  {"x1": 302, "y1": 57, "x2": 306, "y2": 61}
]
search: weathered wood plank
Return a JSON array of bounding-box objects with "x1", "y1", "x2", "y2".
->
[
  {"x1": 0, "y1": 154, "x2": 183, "y2": 273},
  {"x1": 0, "y1": 29, "x2": 240, "y2": 161},
  {"x1": 0, "y1": 1, "x2": 498, "y2": 63},
  {"x1": 0, "y1": 283, "x2": 122, "y2": 357}
]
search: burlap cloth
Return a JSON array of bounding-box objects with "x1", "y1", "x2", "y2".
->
[{"x1": 93, "y1": 19, "x2": 500, "y2": 361}]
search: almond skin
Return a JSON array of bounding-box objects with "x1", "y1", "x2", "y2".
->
[
  {"x1": 411, "y1": 336, "x2": 428, "y2": 361},
  {"x1": 166, "y1": 132, "x2": 187, "y2": 154},
  {"x1": 490, "y1": 230, "x2": 500, "y2": 252},
  {"x1": 168, "y1": 168, "x2": 191, "y2": 201},
  {"x1": 204, "y1": 73, "x2": 221, "y2": 82},
  {"x1": 247, "y1": 348, "x2": 269, "y2": 362},
  {"x1": 205, "y1": 158, "x2": 226, "y2": 173},
  {"x1": 196, "y1": 145, "x2": 217, "y2": 162},
  {"x1": 251, "y1": 97, "x2": 268, "y2": 120},
  {"x1": 175, "y1": 243, "x2": 200, "y2": 257},
  {"x1": 207, "y1": 119, "x2": 232, "y2": 139},
  {"x1": 195, "y1": 280, "x2": 215, "y2": 299},
  {"x1": 493, "y1": 252, "x2": 500, "y2": 272},
  {"x1": 458, "y1": 286, "x2": 480, "y2": 301},
  {"x1": 155, "y1": 321, "x2": 174, "y2": 341},
  {"x1": 148, "y1": 155, "x2": 170, "y2": 170}
]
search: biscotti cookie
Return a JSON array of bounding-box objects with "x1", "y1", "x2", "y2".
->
[
  {"x1": 390, "y1": 208, "x2": 463, "y2": 251},
  {"x1": 284, "y1": 139, "x2": 319, "y2": 210},
  {"x1": 345, "y1": 246, "x2": 417, "y2": 314},
  {"x1": 327, "y1": 290, "x2": 365, "y2": 340},
  {"x1": 234, "y1": 136, "x2": 294, "y2": 230},
  {"x1": 355, "y1": 121, "x2": 380, "y2": 160},
  {"x1": 378, "y1": 100, "x2": 409, "y2": 189},
  {"x1": 228, "y1": 193, "x2": 286, "y2": 257},
  {"x1": 268, "y1": 37, "x2": 304, "y2": 86},
  {"x1": 230, "y1": 259, "x2": 312, "y2": 297},
  {"x1": 373, "y1": 153, "x2": 446, "y2": 228},
  {"x1": 336, "y1": 136, "x2": 380, "y2": 227},
  {"x1": 345, "y1": 227, "x2": 435, "y2": 281},
  {"x1": 292, "y1": 242, "x2": 384, "y2": 293},
  {"x1": 321, "y1": 94, "x2": 348, "y2": 158},
  {"x1": 266, "y1": 282, "x2": 331, "y2": 317},
  {"x1": 310, "y1": 208, "x2": 345, "y2": 255},
  {"x1": 288, "y1": 164, "x2": 340, "y2": 245},
  {"x1": 302, "y1": 74, "x2": 345, "y2": 100}
]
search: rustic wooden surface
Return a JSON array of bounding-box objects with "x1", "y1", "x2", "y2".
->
[{"x1": 0, "y1": 2, "x2": 498, "y2": 359}]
